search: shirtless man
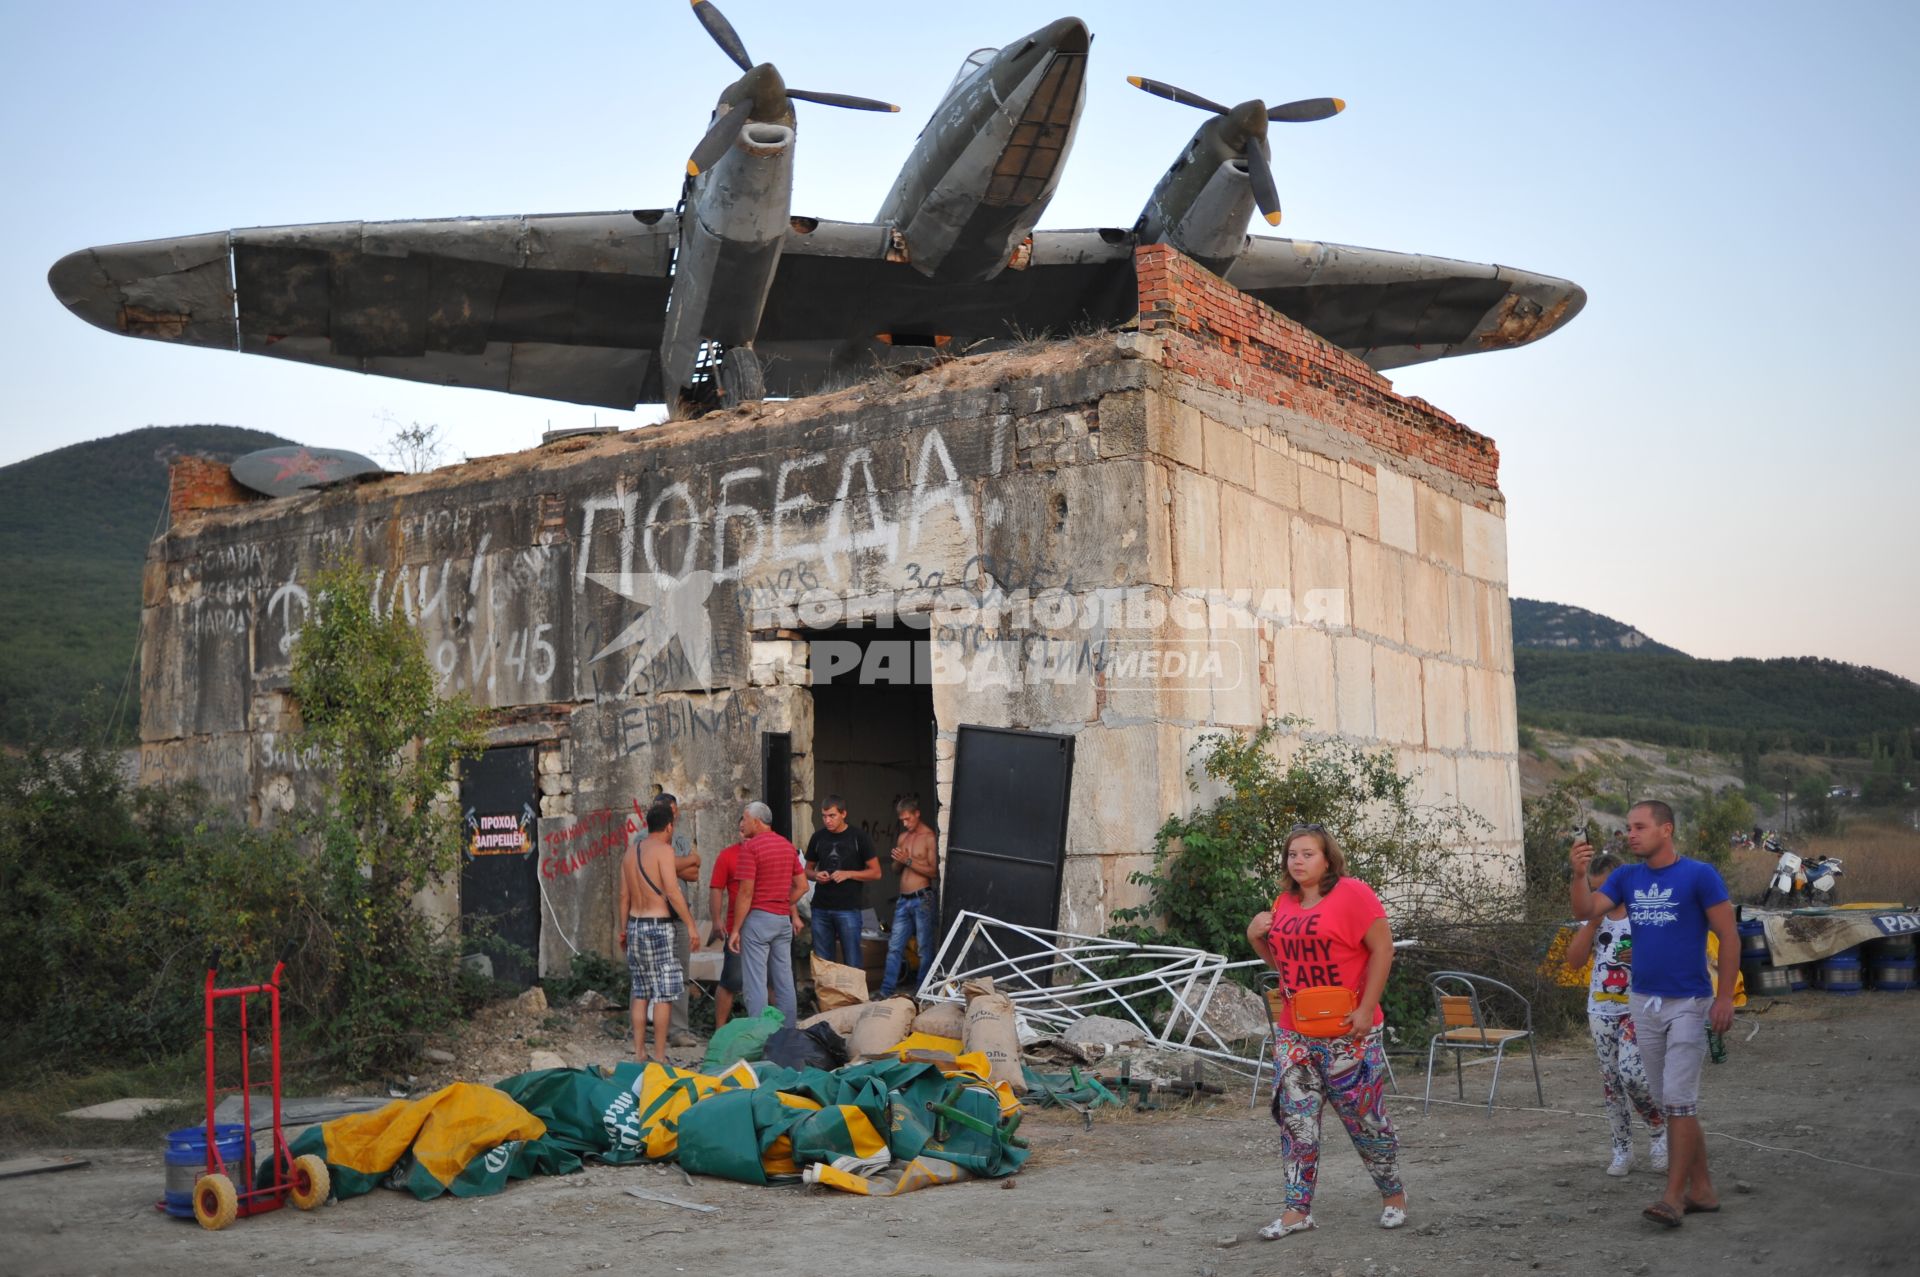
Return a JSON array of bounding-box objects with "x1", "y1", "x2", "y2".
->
[
  {"x1": 617, "y1": 801, "x2": 698, "y2": 1063},
  {"x1": 655, "y1": 791, "x2": 702, "y2": 1048},
  {"x1": 878, "y1": 797, "x2": 940, "y2": 999}
]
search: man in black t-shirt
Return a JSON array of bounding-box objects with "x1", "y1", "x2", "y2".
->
[{"x1": 804, "y1": 795, "x2": 880, "y2": 966}]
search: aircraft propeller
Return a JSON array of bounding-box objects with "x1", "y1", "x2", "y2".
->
[
  {"x1": 688, "y1": 0, "x2": 898, "y2": 175},
  {"x1": 1127, "y1": 76, "x2": 1344, "y2": 226}
]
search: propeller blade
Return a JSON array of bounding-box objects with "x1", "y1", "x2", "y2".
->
[
  {"x1": 691, "y1": 0, "x2": 753, "y2": 73},
  {"x1": 686, "y1": 106, "x2": 744, "y2": 177},
  {"x1": 1268, "y1": 97, "x2": 1345, "y2": 123},
  {"x1": 1244, "y1": 141, "x2": 1282, "y2": 226},
  {"x1": 1127, "y1": 76, "x2": 1229, "y2": 115},
  {"x1": 788, "y1": 88, "x2": 900, "y2": 113}
]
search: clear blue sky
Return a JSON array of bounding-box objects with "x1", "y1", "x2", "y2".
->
[{"x1": 5, "y1": 1, "x2": 1915, "y2": 679}]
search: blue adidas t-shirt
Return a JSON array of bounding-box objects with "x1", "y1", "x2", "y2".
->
[{"x1": 1598, "y1": 857, "x2": 1730, "y2": 999}]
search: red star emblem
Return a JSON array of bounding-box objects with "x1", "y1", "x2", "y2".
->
[{"x1": 271, "y1": 448, "x2": 334, "y2": 484}]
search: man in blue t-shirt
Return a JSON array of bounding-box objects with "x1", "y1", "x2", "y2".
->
[{"x1": 1572, "y1": 799, "x2": 1738, "y2": 1231}]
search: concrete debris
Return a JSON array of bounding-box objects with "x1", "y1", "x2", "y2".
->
[
  {"x1": 1061, "y1": 1016, "x2": 1148, "y2": 1052},
  {"x1": 461, "y1": 953, "x2": 494, "y2": 980},
  {"x1": 573, "y1": 989, "x2": 614, "y2": 1013},
  {"x1": 529, "y1": 1050, "x2": 569, "y2": 1072},
  {"x1": 625, "y1": 1187, "x2": 718, "y2": 1213},
  {"x1": 60, "y1": 1098, "x2": 174, "y2": 1121},
  {"x1": 421, "y1": 1047, "x2": 458, "y2": 1065},
  {"x1": 516, "y1": 986, "x2": 549, "y2": 1015},
  {"x1": 1197, "y1": 980, "x2": 1272, "y2": 1045}
]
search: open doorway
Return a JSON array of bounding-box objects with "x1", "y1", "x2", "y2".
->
[{"x1": 805, "y1": 626, "x2": 939, "y2": 981}]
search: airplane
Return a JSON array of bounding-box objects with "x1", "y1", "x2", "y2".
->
[{"x1": 47, "y1": 4, "x2": 1584, "y2": 416}]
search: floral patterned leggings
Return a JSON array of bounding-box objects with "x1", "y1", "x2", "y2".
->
[
  {"x1": 1588, "y1": 1013, "x2": 1664, "y2": 1153},
  {"x1": 1271, "y1": 1028, "x2": 1403, "y2": 1215}
]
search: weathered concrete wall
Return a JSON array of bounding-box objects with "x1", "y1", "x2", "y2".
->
[{"x1": 140, "y1": 245, "x2": 1522, "y2": 968}]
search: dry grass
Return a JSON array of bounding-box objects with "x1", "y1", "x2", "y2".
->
[{"x1": 1728, "y1": 819, "x2": 1920, "y2": 905}]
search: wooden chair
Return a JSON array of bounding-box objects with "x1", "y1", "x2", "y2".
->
[
  {"x1": 1422, "y1": 971, "x2": 1543, "y2": 1115},
  {"x1": 1250, "y1": 971, "x2": 1398, "y2": 1108}
]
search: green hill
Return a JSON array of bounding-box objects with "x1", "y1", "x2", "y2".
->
[
  {"x1": 1511, "y1": 596, "x2": 1686, "y2": 656},
  {"x1": 0, "y1": 425, "x2": 297, "y2": 745}
]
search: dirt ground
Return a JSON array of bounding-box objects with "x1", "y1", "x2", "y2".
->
[{"x1": 4, "y1": 992, "x2": 1915, "y2": 1277}]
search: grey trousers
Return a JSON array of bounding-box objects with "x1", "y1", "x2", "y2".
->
[
  {"x1": 669, "y1": 919, "x2": 690, "y2": 1034},
  {"x1": 740, "y1": 910, "x2": 797, "y2": 1024}
]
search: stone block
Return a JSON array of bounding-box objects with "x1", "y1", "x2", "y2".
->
[
  {"x1": 1065, "y1": 724, "x2": 1164, "y2": 859},
  {"x1": 1341, "y1": 481, "x2": 1379, "y2": 540},
  {"x1": 1402, "y1": 559, "x2": 1451, "y2": 656},
  {"x1": 1347, "y1": 539, "x2": 1405, "y2": 645},
  {"x1": 1334, "y1": 636, "x2": 1375, "y2": 739},
  {"x1": 1170, "y1": 468, "x2": 1221, "y2": 587},
  {"x1": 1372, "y1": 647, "x2": 1424, "y2": 746},
  {"x1": 1400, "y1": 748, "x2": 1459, "y2": 813},
  {"x1": 1299, "y1": 463, "x2": 1343, "y2": 524},
  {"x1": 1457, "y1": 755, "x2": 1522, "y2": 842},
  {"x1": 1421, "y1": 658, "x2": 1468, "y2": 752},
  {"x1": 1202, "y1": 415, "x2": 1255, "y2": 486},
  {"x1": 1415, "y1": 482, "x2": 1465, "y2": 571},
  {"x1": 1375, "y1": 468, "x2": 1417, "y2": 554},
  {"x1": 1254, "y1": 444, "x2": 1300, "y2": 511},
  {"x1": 1288, "y1": 517, "x2": 1350, "y2": 626},
  {"x1": 1279, "y1": 623, "x2": 1337, "y2": 734},
  {"x1": 1096, "y1": 391, "x2": 1146, "y2": 457},
  {"x1": 1465, "y1": 664, "x2": 1515, "y2": 755},
  {"x1": 1446, "y1": 572, "x2": 1482, "y2": 664},
  {"x1": 1461, "y1": 503, "x2": 1508, "y2": 584},
  {"x1": 1144, "y1": 395, "x2": 1204, "y2": 470},
  {"x1": 1207, "y1": 617, "x2": 1262, "y2": 728}
]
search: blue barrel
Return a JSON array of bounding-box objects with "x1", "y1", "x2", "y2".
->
[
  {"x1": 1739, "y1": 920, "x2": 1770, "y2": 962},
  {"x1": 1820, "y1": 949, "x2": 1864, "y2": 994},
  {"x1": 1788, "y1": 965, "x2": 1810, "y2": 991},
  {"x1": 1868, "y1": 957, "x2": 1916, "y2": 991},
  {"x1": 162, "y1": 1124, "x2": 249, "y2": 1219}
]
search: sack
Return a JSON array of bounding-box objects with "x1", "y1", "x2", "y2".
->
[
  {"x1": 912, "y1": 1000, "x2": 967, "y2": 1040},
  {"x1": 961, "y1": 987, "x2": 1025, "y2": 1094},
  {"x1": 798, "y1": 1004, "x2": 865, "y2": 1037},
  {"x1": 699, "y1": 1006, "x2": 785, "y2": 1072},
  {"x1": 811, "y1": 954, "x2": 870, "y2": 1011},
  {"x1": 1288, "y1": 985, "x2": 1357, "y2": 1038},
  {"x1": 848, "y1": 997, "x2": 917, "y2": 1060}
]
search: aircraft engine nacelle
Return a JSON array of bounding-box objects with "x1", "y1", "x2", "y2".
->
[{"x1": 1136, "y1": 154, "x2": 1258, "y2": 276}]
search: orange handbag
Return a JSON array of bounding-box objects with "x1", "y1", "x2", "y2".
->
[{"x1": 1287, "y1": 984, "x2": 1358, "y2": 1038}]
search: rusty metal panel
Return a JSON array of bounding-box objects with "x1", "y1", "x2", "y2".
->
[
  {"x1": 506, "y1": 342, "x2": 652, "y2": 407},
  {"x1": 424, "y1": 256, "x2": 510, "y2": 355},
  {"x1": 330, "y1": 250, "x2": 432, "y2": 358},
  {"x1": 47, "y1": 232, "x2": 236, "y2": 347},
  {"x1": 233, "y1": 243, "x2": 334, "y2": 341}
]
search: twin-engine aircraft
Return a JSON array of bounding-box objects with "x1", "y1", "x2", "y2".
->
[{"x1": 48, "y1": 3, "x2": 1584, "y2": 415}]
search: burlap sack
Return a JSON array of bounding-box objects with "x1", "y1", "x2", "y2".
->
[
  {"x1": 811, "y1": 954, "x2": 870, "y2": 1011},
  {"x1": 797, "y1": 1003, "x2": 866, "y2": 1037},
  {"x1": 848, "y1": 996, "x2": 918, "y2": 1060},
  {"x1": 962, "y1": 985, "x2": 1025, "y2": 1093},
  {"x1": 912, "y1": 1000, "x2": 967, "y2": 1040}
]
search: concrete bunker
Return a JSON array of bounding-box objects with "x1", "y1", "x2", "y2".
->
[{"x1": 141, "y1": 246, "x2": 1524, "y2": 983}]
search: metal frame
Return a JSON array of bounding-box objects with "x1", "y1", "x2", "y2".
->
[
  {"x1": 917, "y1": 911, "x2": 1270, "y2": 1076},
  {"x1": 1421, "y1": 970, "x2": 1543, "y2": 1115}
]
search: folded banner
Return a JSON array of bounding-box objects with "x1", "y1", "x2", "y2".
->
[{"x1": 287, "y1": 1082, "x2": 579, "y2": 1200}]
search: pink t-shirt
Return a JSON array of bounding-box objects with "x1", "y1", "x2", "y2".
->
[{"x1": 1266, "y1": 877, "x2": 1388, "y2": 1032}]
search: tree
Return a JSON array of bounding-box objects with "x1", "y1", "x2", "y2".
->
[
  {"x1": 1793, "y1": 773, "x2": 1839, "y2": 836},
  {"x1": 378, "y1": 414, "x2": 448, "y2": 474},
  {"x1": 1690, "y1": 788, "x2": 1752, "y2": 869},
  {"x1": 290, "y1": 560, "x2": 483, "y2": 1073}
]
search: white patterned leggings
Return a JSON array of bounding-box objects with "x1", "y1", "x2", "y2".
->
[{"x1": 1587, "y1": 1013, "x2": 1665, "y2": 1153}]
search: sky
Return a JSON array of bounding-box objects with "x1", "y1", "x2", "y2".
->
[{"x1": 3, "y1": 1, "x2": 1916, "y2": 680}]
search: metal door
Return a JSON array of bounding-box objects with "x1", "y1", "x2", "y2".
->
[
  {"x1": 941, "y1": 725, "x2": 1075, "y2": 951},
  {"x1": 459, "y1": 746, "x2": 540, "y2": 988},
  {"x1": 762, "y1": 731, "x2": 793, "y2": 842}
]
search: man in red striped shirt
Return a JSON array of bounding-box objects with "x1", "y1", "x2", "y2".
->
[{"x1": 726, "y1": 801, "x2": 807, "y2": 1023}]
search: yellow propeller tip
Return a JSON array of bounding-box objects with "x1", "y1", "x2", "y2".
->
[
  {"x1": 1127, "y1": 76, "x2": 1145, "y2": 88},
  {"x1": 889, "y1": 104, "x2": 901, "y2": 112},
  {"x1": 1264, "y1": 211, "x2": 1283, "y2": 226},
  {"x1": 1332, "y1": 98, "x2": 1346, "y2": 112},
  {"x1": 686, "y1": 161, "x2": 701, "y2": 177}
]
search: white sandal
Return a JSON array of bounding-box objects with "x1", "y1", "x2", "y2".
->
[
  {"x1": 1380, "y1": 1204, "x2": 1408, "y2": 1229},
  {"x1": 1259, "y1": 1214, "x2": 1315, "y2": 1240}
]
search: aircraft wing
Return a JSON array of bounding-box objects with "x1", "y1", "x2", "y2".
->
[
  {"x1": 47, "y1": 212, "x2": 680, "y2": 408},
  {"x1": 1221, "y1": 236, "x2": 1586, "y2": 370}
]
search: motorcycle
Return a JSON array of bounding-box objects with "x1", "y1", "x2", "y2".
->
[
  {"x1": 1757, "y1": 837, "x2": 1802, "y2": 907},
  {"x1": 1802, "y1": 851, "x2": 1844, "y2": 905}
]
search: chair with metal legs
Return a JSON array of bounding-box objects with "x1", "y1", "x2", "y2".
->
[{"x1": 1421, "y1": 970, "x2": 1543, "y2": 1115}]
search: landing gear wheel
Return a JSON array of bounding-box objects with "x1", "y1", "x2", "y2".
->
[
  {"x1": 192, "y1": 1172, "x2": 238, "y2": 1230},
  {"x1": 289, "y1": 1154, "x2": 330, "y2": 1210},
  {"x1": 717, "y1": 347, "x2": 765, "y2": 407}
]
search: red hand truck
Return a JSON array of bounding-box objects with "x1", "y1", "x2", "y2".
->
[{"x1": 187, "y1": 961, "x2": 331, "y2": 1230}]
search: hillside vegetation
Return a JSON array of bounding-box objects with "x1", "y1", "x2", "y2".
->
[
  {"x1": 0, "y1": 425, "x2": 294, "y2": 744},
  {"x1": 1511, "y1": 596, "x2": 1685, "y2": 656}
]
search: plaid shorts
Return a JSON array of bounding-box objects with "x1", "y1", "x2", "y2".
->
[{"x1": 626, "y1": 917, "x2": 684, "y2": 1005}]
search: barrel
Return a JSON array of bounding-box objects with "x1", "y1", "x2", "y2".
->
[
  {"x1": 1739, "y1": 920, "x2": 1771, "y2": 962},
  {"x1": 1868, "y1": 956, "x2": 1916, "y2": 991},
  {"x1": 1742, "y1": 962, "x2": 1793, "y2": 997},
  {"x1": 1787, "y1": 965, "x2": 1810, "y2": 991},
  {"x1": 162, "y1": 1124, "x2": 249, "y2": 1219},
  {"x1": 1819, "y1": 949, "x2": 1864, "y2": 994},
  {"x1": 1863, "y1": 934, "x2": 1916, "y2": 963}
]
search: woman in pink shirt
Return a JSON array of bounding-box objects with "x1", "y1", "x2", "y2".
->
[{"x1": 1245, "y1": 823, "x2": 1408, "y2": 1240}]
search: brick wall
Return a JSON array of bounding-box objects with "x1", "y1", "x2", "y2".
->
[
  {"x1": 1135, "y1": 244, "x2": 1501, "y2": 490},
  {"x1": 168, "y1": 455, "x2": 256, "y2": 521}
]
